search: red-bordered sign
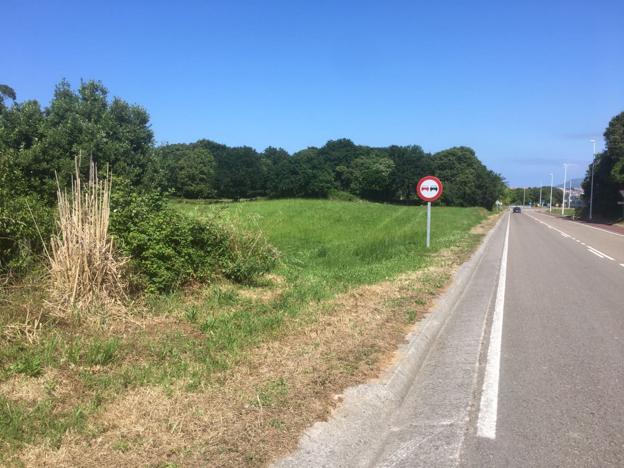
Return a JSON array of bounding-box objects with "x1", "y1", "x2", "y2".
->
[{"x1": 416, "y1": 176, "x2": 443, "y2": 202}]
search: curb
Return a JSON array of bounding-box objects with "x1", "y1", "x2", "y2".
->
[{"x1": 382, "y1": 213, "x2": 505, "y2": 406}]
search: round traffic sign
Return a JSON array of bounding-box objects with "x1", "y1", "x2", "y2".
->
[{"x1": 416, "y1": 176, "x2": 443, "y2": 202}]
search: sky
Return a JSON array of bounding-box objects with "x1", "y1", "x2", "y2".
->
[{"x1": 3, "y1": 0, "x2": 624, "y2": 187}]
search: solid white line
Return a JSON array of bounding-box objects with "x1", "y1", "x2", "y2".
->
[
  {"x1": 586, "y1": 246, "x2": 614, "y2": 261},
  {"x1": 588, "y1": 249, "x2": 605, "y2": 259},
  {"x1": 620, "y1": 264, "x2": 624, "y2": 268},
  {"x1": 477, "y1": 214, "x2": 511, "y2": 439}
]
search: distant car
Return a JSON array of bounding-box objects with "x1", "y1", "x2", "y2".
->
[{"x1": 512, "y1": 206, "x2": 521, "y2": 213}]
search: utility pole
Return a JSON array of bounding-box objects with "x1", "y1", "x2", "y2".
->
[
  {"x1": 589, "y1": 139, "x2": 596, "y2": 220},
  {"x1": 562, "y1": 163, "x2": 568, "y2": 215},
  {"x1": 523, "y1": 187, "x2": 526, "y2": 206},
  {"x1": 549, "y1": 173, "x2": 554, "y2": 212},
  {"x1": 539, "y1": 181, "x2": 542, "y2": 207}
]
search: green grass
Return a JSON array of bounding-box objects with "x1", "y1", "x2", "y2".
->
[{"x1": 174, "y1": 199, "x2": 488, "y2": 300}]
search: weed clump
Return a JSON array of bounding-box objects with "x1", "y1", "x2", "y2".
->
[{"x1": 48, "y1": 160, "x2": 126, "y2": 311}]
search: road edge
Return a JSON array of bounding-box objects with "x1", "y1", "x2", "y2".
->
[{"x1": 274, "y1": 213, "x2": 507, "y2": 468}]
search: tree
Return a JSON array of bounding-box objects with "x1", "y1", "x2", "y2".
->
[
  {"x1": 0, "y1": 80, "x2": 154, "y2": 202},
  {"x1": 0, "y1": 84, "x2": 16, "y2": 111},
  {"x1": 349, "y1": 154, "x2": 395, "y2": 200},
  {"x1": 156, "y1": 143, "x2": 216, "y2": 198},
  {"x1": 429, "y1": 147, "x2": 504, "y2": 209},
  {"x1": 581, "y1": 111, "x2": 624, "y2": 218},
  {"x1": 386, "y1": 145, "x2": 429, "y2": 200}
]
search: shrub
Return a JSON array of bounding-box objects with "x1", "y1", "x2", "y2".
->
[
  {"x1": 110, "y1": 181, "x2": 278, "y2": 292},
  {"x1": 0, "y1": 192, "x2": 54, "y2": 275},
  {"x1": 220, "y1": 225, "x2": 279, "y2": 283}
]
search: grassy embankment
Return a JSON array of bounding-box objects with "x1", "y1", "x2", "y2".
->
[{"x1": 1, "y1": 199, "x2": 493, "y2": 466}]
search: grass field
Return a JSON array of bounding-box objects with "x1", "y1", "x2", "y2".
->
[
  {"x1": 175, "y1": 199, "x2": 488, "y2": 299},
  {"x1": 1, "y1": 199, "x2": 492, "y2": 466}
]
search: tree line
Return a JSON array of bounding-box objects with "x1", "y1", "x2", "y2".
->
[
  {"x1": 505, "y1": 186, "x2": 563, "y2": 207},
  {"x1": 155, "y1": 138, "x2": 505, "y2": 209}
]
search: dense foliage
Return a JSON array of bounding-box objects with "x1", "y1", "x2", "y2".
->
[
  {"x1": 154, "y1": 139, "x2": 505, "y2": 208},
  {"x1": 581, "y1": 111, "x2": 624, "y2": 218},
  {"x1": 0, "y1": 81, "x2": 155, "y2": 275},
  {"x1": 109, "y1": 181, "x2": 277, "y2": 292}
]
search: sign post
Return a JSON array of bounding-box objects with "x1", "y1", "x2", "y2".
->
[{"x1": 416, "y1": 176, "x2": 443, "y2": 248}]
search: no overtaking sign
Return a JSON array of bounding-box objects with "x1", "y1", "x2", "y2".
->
[
  {"x1": 416, "y1": 176, "x2": 443, "y2": 202},
  {"x1": 416, "y1": 176, "x2": 444, "y2": 248}
]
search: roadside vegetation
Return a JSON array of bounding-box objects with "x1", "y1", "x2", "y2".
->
[
  {"x1": 1, "y1": 79, "x2": 504, "y2": 465},
  {"x1": 1, "y1": 199, "x2": 494, "y2": 465}
]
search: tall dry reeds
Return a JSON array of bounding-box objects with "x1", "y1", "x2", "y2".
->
[{"x1": 49, "y1": 158, "x2": 126, "y2": 313}]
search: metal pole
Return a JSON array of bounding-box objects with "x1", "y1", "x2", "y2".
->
[
  {"x1": 562, "y1": 164, "x2": 568, "y2": 215},
  {"x1": 523, "y1": 187, "x2": 526, "y2": 206},
  {"x1": 539, "y1": 182, "x2": 542, "y2": 207},
  {"x1": 589, "y1": 139, "x2": 596, "y2": 220},
  {"x1": 426, "y1": 202, "x2": 431, "y2": 248},
  {"x1": 549, "y1": 173, "x2": 553, "y2": 212}
]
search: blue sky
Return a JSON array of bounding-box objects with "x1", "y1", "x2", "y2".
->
[{"x1": 3, "y1": 0, "x2": 623, "y2": 187}]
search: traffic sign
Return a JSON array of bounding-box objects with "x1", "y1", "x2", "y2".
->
[
  {"x1": 416, "y1": 176, "x2": 444, "y2": 248},
  {"x1": 416, "y1": 176, "x2": 443, "y2": 202}
]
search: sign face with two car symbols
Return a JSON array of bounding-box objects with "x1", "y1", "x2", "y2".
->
[{"x1": 416, "y1": 176, "x2": 443, "y2": 202}]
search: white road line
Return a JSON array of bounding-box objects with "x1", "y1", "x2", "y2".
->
[
  {"x1": 588, "y1": 249, "x2": 605, "y2": 259},
  {"x1": 477, "y1": 214, "x2": 511, "y2": 439},
  {"x1": 620, "y1": 264, "x2": 624, "y2": 268},
  {"x1": 527, "y1": 214, "x2": 619, "y2": 261},
  {"x1": 587, "y1": 246, "x2": 614, "y2": 261}
]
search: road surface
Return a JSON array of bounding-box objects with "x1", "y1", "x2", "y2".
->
[
  {"x1": 462, "y1": 209, "x2": 624, "y2": 467},
  {"x1": 276, "y1": 209, "x2": 624, "y2": 467}
]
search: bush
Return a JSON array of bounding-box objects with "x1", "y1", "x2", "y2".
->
[
  {"x1": 109, "y1": 181, "x2": 277, "y2": 292},
  {"x1": 0, "y1": 192, "x2": 54, "y2": 275}
]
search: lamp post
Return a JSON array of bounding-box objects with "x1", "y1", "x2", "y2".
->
[
  {"x1": 562, "y1": 163, "x2": 568, "y2": 215},
  {"x1": 539, "y1": 181, "x2": 542, "y2": 207},
  {"x1": 589, "y1": 139, "x2": 596, "y2": 220},
  {"x1": 523, "y1": 187, "x2": 526, "y2": 206},
  {"x1": 549, "y1": 173, "x2": 554, "y2": 212}
]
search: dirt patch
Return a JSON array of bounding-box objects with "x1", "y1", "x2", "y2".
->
[{"x1": 15, "y1": 217, "x2": 498, "y2": 467}]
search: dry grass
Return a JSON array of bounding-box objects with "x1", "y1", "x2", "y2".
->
[{"x1": 48, "y1": 159, "x2": 126, "y2": 314}]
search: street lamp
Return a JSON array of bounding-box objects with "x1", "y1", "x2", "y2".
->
[
  {"x1": 589, "y1": 139, "x2": 596, "y2": 221},
  {"x1": 539, "y1": 180, "x2": 542, "y2": 207},
  {"x1": 523, "y1": 187, "x2": 526, "y2": 206},
  {"x1": 562, "y1": 163, "x2": 568, "y2": 215},
  {"x1": 549, "y1": 173, "x2": 554, "y2": 212}
]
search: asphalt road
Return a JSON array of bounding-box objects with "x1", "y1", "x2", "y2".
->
[
  {"x1": 462, "y1": 209, "x2": 624, "y2": 467},
  {"x1": 276, "y1": 209, "x2": 624, "y2": 467}
]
